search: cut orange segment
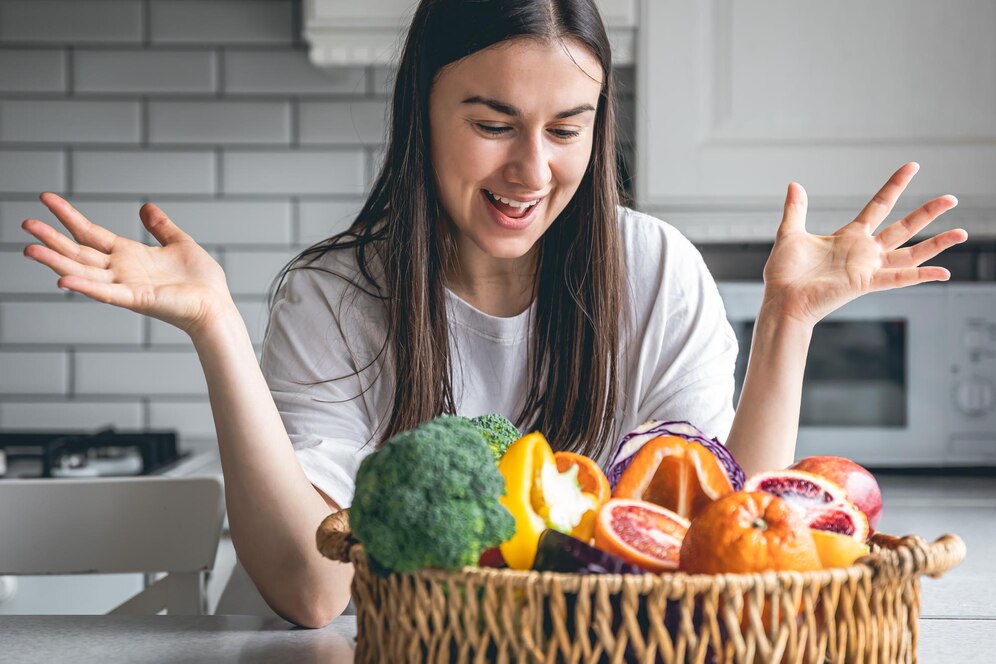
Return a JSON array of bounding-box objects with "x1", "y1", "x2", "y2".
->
[
  {"x1": 744, "y1": 469, "x2": 870, "y2": 542},
  {"x1": 810, "y1": 529, "x2": 870, "y2": 568},
  {"x1": 593, "y1": 498, "x2": 689, "y2": 573},
  {"x1": 612, "y1": 435, "x2": 734, "y2": 520},
  {"x1": 554, "y1": 451, "x2": 611, "y2": 506}
]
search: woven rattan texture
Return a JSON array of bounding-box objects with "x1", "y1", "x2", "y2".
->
[{"x1": 317, "y1": 510, "x2": 965, "y2": 664}]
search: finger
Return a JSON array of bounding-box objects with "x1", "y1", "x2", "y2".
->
[
  {"x1": 139, "y1": 202, "x2": 189, "y2": 247},
  {"x1": 21, "y1": 218, "x2": 111, "y2": 269},
  {"x1": 884, "y1": 228, "x2": 967, "y2": 269},
  {"x1": 870, "y1": 266, "x2": 950, "y2": 291},
  {"x1": 777, "y1": 182, "x2": 808, "y2": 238},
  {"x1": 24, "y1": 243, "x2": 114, "y2": 283},
  {"x1": 875, "y1": 195, "x2": 958, "y2": 251},
  {"x1": 39, "y1": 192, "x2": 119, "y2": 253},
  {"x1": 854, "y1": 162, "x2": 919, "y2": 233},
  {"x1": 58, "y1": 275, "x2": 137, "y2": 308}
]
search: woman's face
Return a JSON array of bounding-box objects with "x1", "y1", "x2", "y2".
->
[{"x1": 428, "y1": 37, "x2": 604, "y2": 268}]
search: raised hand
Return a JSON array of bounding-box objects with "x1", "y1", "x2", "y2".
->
[
  {"x1": 761, "y1": 162, "x2": 967, "y2": 327},
  {"x1": 22, "y1": 193, "x2": 234, "y2": 336}
]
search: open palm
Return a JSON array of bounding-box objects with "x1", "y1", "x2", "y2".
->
[
  {"x1": 762, "y1": 163, "x2": 966, "y2": 327},
  {"x1": 22, "y1": 193, "x2": 233, "y2": 336}
]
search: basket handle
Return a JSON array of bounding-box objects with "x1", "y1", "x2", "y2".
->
[
  {"x1": 316, "y1": 508, "x2": 357, "y2": 564},
  {"x1": 863, "y1": 532, "x2": 966, "y2": 580}
]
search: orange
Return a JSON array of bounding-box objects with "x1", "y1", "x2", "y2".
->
[
  {"x1": 553, "y1": 452, "x2": 610, "y2": 543},
  {"x1": 744, "y1": 469, "x2": 870, "y2": 542},
  {"x1": 679, "y1": 491, "x2": 821, "y2": 574},
  {"x1": 593, "y1": 498, "x2": 689, "y2": 572},
  {"x1": 554, "y1": 451, "x2": 611, "y2": 505},
  {"x1": 810, "y1": 529, "x2": 870, "y2": 568},
  {"x1": 612, "y1": 436, "x2": 734, "y2": 521}
]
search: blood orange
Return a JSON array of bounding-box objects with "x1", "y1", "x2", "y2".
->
[
  {"x1": 744, "y1": 470, "x2": 869, "y2": 542},
  {"x1": 593, "y1": 498, "x2": 690, "y2": 573}
]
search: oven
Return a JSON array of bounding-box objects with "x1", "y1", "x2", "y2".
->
[{"x1": 718, "y1": 282, "x2": 996, "y2": 467}]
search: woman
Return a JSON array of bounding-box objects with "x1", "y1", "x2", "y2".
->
[{"x1": 20, "y1": 0, "x2": 963, "y2": 627}]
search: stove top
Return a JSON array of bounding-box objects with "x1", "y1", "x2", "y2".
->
[{"x1": 0, "y1": 428, "x2": 186, "y2": 479}]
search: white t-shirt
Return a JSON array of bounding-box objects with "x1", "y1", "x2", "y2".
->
[{"x1": 261, "y1": 206, "x2": 738, "y2": 509}]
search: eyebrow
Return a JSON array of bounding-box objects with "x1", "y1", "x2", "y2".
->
[{"x1": 461, "y1": 95, "x2": 596, "y2": 119}]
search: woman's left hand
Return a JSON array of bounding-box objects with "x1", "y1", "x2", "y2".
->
[{"x1": 761, "y1": 162, "x2": 967, "y2": 327}]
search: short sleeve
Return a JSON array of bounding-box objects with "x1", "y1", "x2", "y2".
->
[
  {"x1": 632, "y1": 224, "x2": 739, "y2": 443},
  {"x1": 261, "y1": 263, "x2": 388, "y2": 509}
]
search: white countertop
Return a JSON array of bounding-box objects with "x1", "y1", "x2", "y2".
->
[{"x1": 2, "y1": 614, "x2": 993, "y2": 663}]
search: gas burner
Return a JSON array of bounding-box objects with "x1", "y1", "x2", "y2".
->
[{"x1": 0, "y1": 428, "x2": 184, "y2": 479}]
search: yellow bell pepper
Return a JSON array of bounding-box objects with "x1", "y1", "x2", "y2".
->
[{"x1": 498, "y1": 432, "x2": 599, "y2": 570}]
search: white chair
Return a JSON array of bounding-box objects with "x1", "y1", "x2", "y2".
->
[{"x1": 0, "y1": 476, "x2": 225, "y2": 615}]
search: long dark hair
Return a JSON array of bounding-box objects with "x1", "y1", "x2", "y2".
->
[{"x1": 271, "y1": 0, "x2": 625, "y2": 458}]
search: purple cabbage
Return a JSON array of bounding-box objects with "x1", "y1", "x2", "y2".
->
[{"x1": 605, "y1": 420, "x2": 745, "y2": 491}]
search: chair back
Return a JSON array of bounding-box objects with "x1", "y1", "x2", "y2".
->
[{"x1": 0, "y1": 476, "x2": 225, "y2": 614}]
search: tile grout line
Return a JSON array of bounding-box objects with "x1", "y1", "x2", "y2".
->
[
  {"x1": 140, "y1": 96, "x2": 149, "y2": 147},
  {"x1": 65, "y1": 147, "x2": 73, "y2": 195},
  {"x1": 290, "y1": 97, "x2": 299, "y2": 146},
  {"x1": 216, "y1": 47, "x2": 225, "y2": 98},
  {"x1": 215, "y1": 146, "x2": 223, "y2": 198},
  {"x1": 290, "y1": 196, "x2": 300, "y2": 245},
  {"x1": 67, "y1": 346, "x2": 75, "y2": 397},
  {"x1": 142, "y1": 0, "x2": 151, "y2": 46},
  {"x1": 65, "y1": 47, "x2": 74, "y2": 95}
]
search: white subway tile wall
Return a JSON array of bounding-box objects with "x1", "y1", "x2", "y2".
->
[{"x1": 0, "y1": 0, "x2": 635, "y2": 444}]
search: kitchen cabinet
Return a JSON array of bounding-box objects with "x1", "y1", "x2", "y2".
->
[
  {"x1": 303, "y1": 0, "x2": 638, "y2": 66},
  {"x1": 636, "y1": 0, "x2": 996, "y2": 242}
]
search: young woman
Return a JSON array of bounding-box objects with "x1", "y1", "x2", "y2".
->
[{"x1": 20, "y1": 0, "x2": 964, "y2": 627}]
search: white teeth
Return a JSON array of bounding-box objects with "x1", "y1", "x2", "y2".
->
[{"x1": 487, "y1": 190, "x2": 539, "y2": 208}]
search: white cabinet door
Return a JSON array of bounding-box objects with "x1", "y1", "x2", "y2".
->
[{"x1": 636, "y1": 0, "x2": 996, "y2": 241}]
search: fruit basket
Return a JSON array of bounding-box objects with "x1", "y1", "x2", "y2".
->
[{"x1": 317, "y1": 509, "x2": 965, "y2": 664}]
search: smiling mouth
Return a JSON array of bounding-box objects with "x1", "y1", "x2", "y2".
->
[{"x1": 483, "y1": 189, "x2": 542, "y2": 219}]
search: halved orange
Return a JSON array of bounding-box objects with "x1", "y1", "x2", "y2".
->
[
  {"x1": 612, "y1": 435, "x2": 734, "y2": 520},
  {"x1": 810, "y1": 529, "x2": 870, "y2": 568},
  {"x1": 552, "y1": 452, "x2": 610, "y2": 543},
  {"x1": 744, "y1": 470, "x2": 870, "y2": 542},
  {"x1": 554, "y1": 451, "x2": 611, "y2": 505},
  {"x1": 593, "y1": 498, "x2": 689, "y2": 573}
]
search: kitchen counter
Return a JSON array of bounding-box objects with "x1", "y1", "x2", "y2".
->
[{"x1": 2, "y1": 614, "x2": 994, "y2": 664}]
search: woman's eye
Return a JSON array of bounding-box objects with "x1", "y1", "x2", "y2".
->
[
  {"x1": 550, "y1": 128, "x2": 581, "y2": 140},
  {"x1": 475, "y1": 124, "x2": 581, "y2": 140},
  {"x1": 476, "y1": 124, "x2": 510, "y2": 135}
]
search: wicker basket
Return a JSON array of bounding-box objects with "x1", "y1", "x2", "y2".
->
[{"x1": 317, "y1": 509, "x2": 965, "y2": 664}]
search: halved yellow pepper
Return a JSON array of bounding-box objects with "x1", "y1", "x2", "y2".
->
[{"x1": 498, "y1": 432, "x2": 598, "y2": 570}]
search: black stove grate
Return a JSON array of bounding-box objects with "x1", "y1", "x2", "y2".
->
[{"x1": 0, "y1": 428, "x2": 183, "y2": 478}]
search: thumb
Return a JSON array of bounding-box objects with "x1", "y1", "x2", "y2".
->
[
  {"x1": 139, "y1": 203, "x2": 188, "y2": 246},
  {"x1": 777, "y1": 182, "x2": 808, "y2": 237}
]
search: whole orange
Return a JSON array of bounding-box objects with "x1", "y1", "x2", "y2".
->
[{"x1": 679, "y1": 491, "x2": 821, "y2": 574}]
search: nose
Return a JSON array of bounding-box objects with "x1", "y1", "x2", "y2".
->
[{"x1": 502, "y1": 131, "x2": 551, "y2": 194}]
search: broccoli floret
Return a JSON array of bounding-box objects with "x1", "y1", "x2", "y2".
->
[
  {"x1": 349, "y1": 415, "x2": 516, "y2": 575},
  {"x1": 470, "y1": 413, "x2": 521, "y2": 463}
]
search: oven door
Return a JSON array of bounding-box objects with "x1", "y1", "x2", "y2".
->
[{"x1": 718, "y1": 282, "x2": 949, "y2": 466}]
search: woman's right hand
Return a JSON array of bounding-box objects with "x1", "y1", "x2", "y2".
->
[{"x1": 22, "y1": 193, "x2": 235, "y2": 337}]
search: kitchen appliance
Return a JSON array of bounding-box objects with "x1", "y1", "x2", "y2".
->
[
  {"x1": 0, "y1": 429, "x2": 184, "y2": 479},
  {"x1": 718, "y1": 282, "x2": 996, "y2": 467}
]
